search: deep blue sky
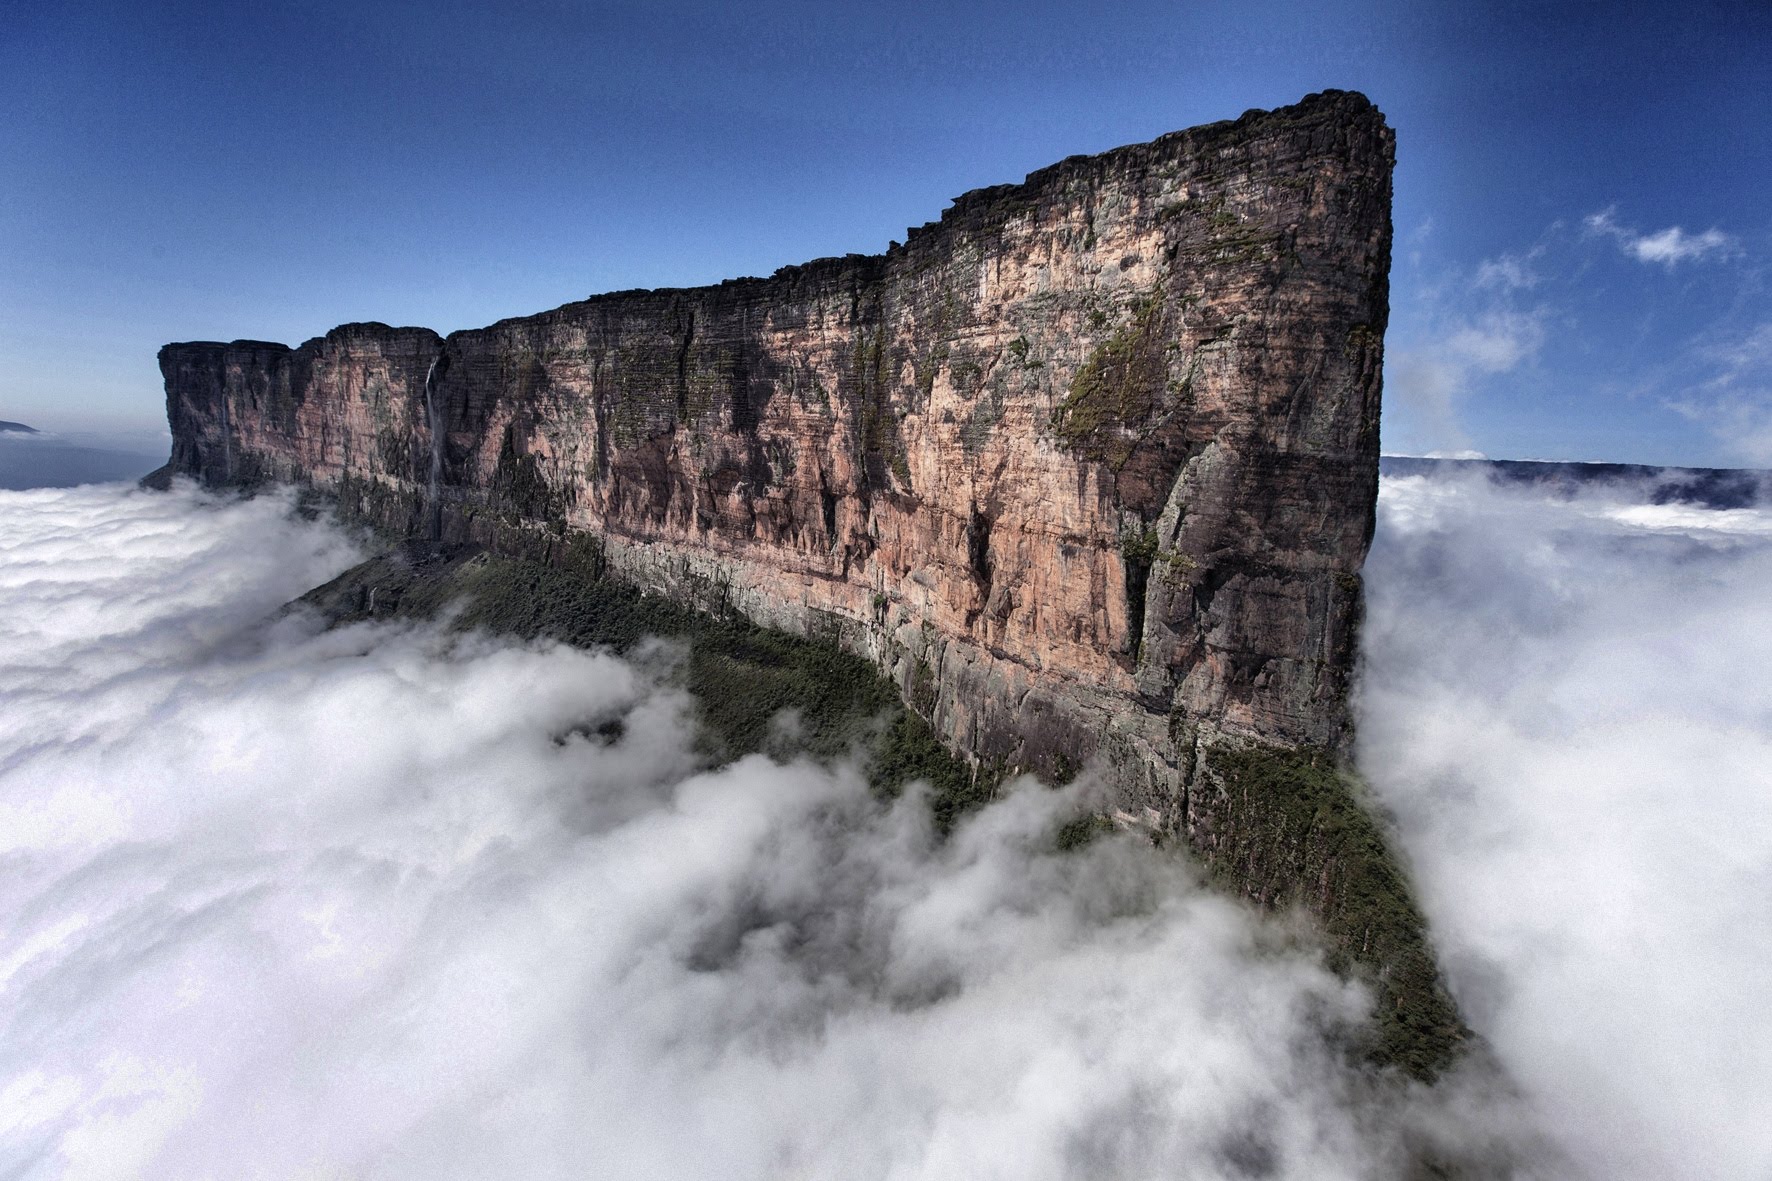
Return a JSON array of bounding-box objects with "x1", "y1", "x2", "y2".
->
[{"x1": 3, "y1": 0, "x2": 1767, "y2": 465}]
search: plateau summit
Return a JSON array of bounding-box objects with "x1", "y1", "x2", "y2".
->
[{"x1": 152, "y1": 91, "x2": 1461, "y2": 1074}]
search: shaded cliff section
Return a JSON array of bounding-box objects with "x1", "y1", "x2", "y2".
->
[{"x1": 155, "y1": 91, "x2": 1462, "y2": 1073}]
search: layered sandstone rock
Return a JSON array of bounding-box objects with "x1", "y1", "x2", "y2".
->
[{"x1": 157, "y1": 89, "x2": 1392, "y2": 828}]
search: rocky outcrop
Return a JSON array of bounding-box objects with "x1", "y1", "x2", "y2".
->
[
  {"x1": 158, "y1": 90, "x2": 1390, "y2": 820},
  {"x1": 157, "y1": 90, "x2": 1466, "y2": 1075}
]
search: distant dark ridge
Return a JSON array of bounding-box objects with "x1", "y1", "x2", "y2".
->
[
  {"x1": 1380, "y1": 456, "x2": 1772, "y2": 510},
  {"x1": 0, "y1": 428, "x2": 165, "y2": 490}
]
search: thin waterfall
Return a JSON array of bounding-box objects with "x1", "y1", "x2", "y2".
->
[
  {"x1": 423, "y1": 356, "x2": 444, "y2": 544},
  {"x1": 219, "y1": 395, "x2": 234, "y2": 483}
]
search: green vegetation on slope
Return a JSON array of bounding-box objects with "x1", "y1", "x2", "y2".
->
[
  {"x1": 1200, "y1": 743, "x2": 1469, "y2": 1079},
  {"x1": 300, "y1": 540, "x2": 1466, "y2": 1083},
  {"x1": 298, "y1": 544, "x2": 983, "y2": 829}
]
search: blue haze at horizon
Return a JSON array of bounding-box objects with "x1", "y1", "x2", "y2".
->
[{"x1": 2, "y1": 0, "x2": 1767, "y2": 466}]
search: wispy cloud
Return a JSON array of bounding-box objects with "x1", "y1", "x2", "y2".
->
[
  {"x1": 1585, "y1": 207, "x2": 1737, "y2": 267},
  {"x1": 1391, "y1": 199, "x2": 1766, "y2": 464},
  {"x1": 1665, "y1": 322, "x2": 1772, "y2": 466},
  {"x1": 1388, "y1": 307, "x2": 1548, "y2": 454},
  {"x1": 1446, "y1": 308, "x2": 1547, "y2": 372},
  {"x1": 1473, "y1": 250, "x2": 1542, "y2": 292}
]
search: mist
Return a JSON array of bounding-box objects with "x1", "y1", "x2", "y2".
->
[
  {"x1": 1, "y1": 474, "x2": 1764, "y2": 1178},
  {"x1": 1360, "y1": 475, "x2": 1772, "y2": 1179},
  {"x1": 0, "y1": 483, "x2": 1476, "y2": 1180}
]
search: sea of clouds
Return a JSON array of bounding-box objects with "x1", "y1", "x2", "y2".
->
[
  {"x1": 0, "y1": 474, "x2": 1766, "y2": 1178},
  {"x1": 1359, "y1": 474, "x2": 1772, "y2": 1179}
]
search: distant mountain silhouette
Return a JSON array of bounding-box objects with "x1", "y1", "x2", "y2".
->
[
  {"x1": 1380, "y1": 456, "x2": 1770, "y2": 510},
  {"x1": 0, "y1": 427, "x2": 163, "y2": 490}
]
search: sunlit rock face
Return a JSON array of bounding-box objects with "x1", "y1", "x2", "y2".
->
[{"x1": 156, "y1": 90, "x2": 1392, "y2": 819}]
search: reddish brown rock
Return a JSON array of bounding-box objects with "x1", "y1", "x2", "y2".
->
[{"x1": 157, "y1": 90, "x2": 1393, "y2": 823}]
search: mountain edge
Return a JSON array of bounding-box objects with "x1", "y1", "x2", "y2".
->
[{"x1": 150, "y1": 90, "x2": 1469, "y2": 1079}]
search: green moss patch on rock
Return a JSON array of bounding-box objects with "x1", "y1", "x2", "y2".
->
[
  {"x1": 1053, "y1": 813, "x2": 1117, "y2": 852},
  {"x1": 1049, "y1": 295, "x2": 1168, "y2": 467}
]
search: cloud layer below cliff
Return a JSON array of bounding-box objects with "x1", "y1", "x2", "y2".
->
[
  {"x1": 1360, "y1": 474, "x2": 1772, "y2": 1180},
  {"x1": 2, "y1": 475, "x2": 1767, "y2": 1178},
  {"x1": 0, "y1": 484, "x2": 1490, "y2": 1180}
]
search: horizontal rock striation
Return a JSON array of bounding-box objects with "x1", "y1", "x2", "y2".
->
[{"x1": 159, "y1": 90, "x2": 1391, "y2": 825}]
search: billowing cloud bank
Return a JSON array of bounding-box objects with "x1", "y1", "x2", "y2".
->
[
  {"x1": 1361, "y1": 476, "x2": 1772, "y2": 1180},
  {"x1": 0, "y1": 484, "x2": 1492, "y2": 1180},
  {"x1": 3, "y1": 475, "x2": 1765, "y2": 1179}
]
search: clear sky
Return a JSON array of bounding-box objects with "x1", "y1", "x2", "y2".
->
[{"x1": 3, "y1": 0, "x2": 1767, "y2": 466}]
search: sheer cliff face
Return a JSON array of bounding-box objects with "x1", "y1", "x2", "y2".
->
[{"x1": 160, "y1": 91, "x2": 1392, "y2": 815}]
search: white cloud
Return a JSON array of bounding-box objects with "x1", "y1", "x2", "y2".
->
[
  {"x1": 1668, "y1": 394, "x2": 1772, "y2": 467},
  {"x1": 1387, "y1": 308, "x2": 1547, "y2": 454},
  {"x1": 1403, "y1": 217, "x2": 1435, "y2": 269},
  {"x1": 15, "y1": 477, "x2": 1770, "y2": 1177},
  {"x1": 1473, "y1": 252, "x2": 1540, "y2": 292},
  {"x1": 1665, "y1": 321, "x2": 1772, "y2": 467},
  {"x1": 1584, "y1": 206, "x2": 1737, "y2": 267},
  {"x1": 1360, "y1": 473, "x2": 1772, "y2": 1180},
  {"x1": 0, "y1": 483, "x2": 1535, "y2": 1179},
  {"x1": 1628, "y1": 225, "x2": 1735, "y2": 265},
  {"x1": 1446, "y1": 309, "x2": 1546, "y2": 372}
]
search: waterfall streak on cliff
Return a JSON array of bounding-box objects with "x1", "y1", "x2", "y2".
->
[
  {"x1": 423, "y1": 357, "x2": 442, "y2": 543},
  {"x1": 219, "y1": 394, "x2": 233, "y2": 483}
]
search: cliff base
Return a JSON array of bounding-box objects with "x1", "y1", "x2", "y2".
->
[{"x1": 295, "y1": 537, "x2": 1465, "y2": 1080}]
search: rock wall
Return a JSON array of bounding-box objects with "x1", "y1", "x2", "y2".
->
[{"x1": 157, "y1": 90, "x2": 1392, "y2": 822}]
